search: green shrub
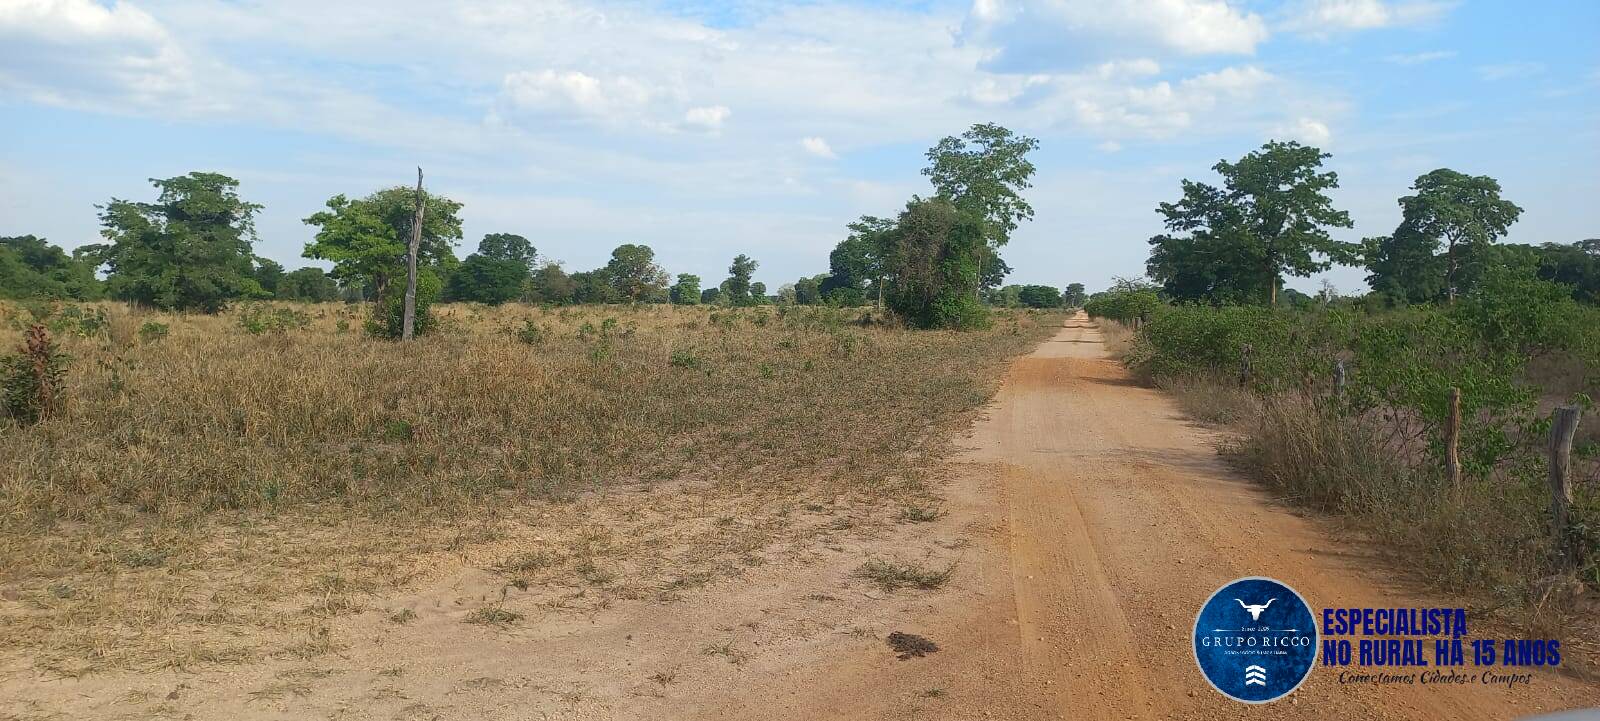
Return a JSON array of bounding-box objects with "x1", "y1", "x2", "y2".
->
[
  {"x1": 1, "y1": 324, "x2": 68, "y2": 425},
  {"x1": 365, "y1": 270, "x2": 443, "y2": 339},
  {"x1": 238, "y1": 304, "x2": 311, "y2": 335},
  {"x1": 137, "y1": 321, "x2": 170, "y2": 343}
]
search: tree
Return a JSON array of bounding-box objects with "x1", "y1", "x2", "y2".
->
[
  {"x1": 1017, "y1": 285, "x2": 1062, "y2": 308},
  {"x1": 924, "y1": 123, "x2": 1039, "y2": 295},
  {"x1": 1533, "y1": 241, "x2": 1600, "y2": 304},
  {"x1": 602, "y1": 244, "x2": 670, "y2": 302},
  {"x1": 794, "y1": 275, "x2": 823, "y2": 305},
  {"x1": 1150, "y1": 141, "x2": 1352, "y2": 306},
  {"x1": 527, "y1": 263, "x2": 576, "y2": 304},
  {"x1": 1396, "y1": 169, "x2": 1523, "y2": 302},
  {"x1": 1146, "y1": 229, "x2": 1275, "y2": 305},
  {"x1": 476, "y1": 233, "x2": 536, "y2": 270},
  {"x1": 880, "y1": 197, "x2": 987, "y2": 329},
  {"x1": 1360, "y1": 224, "x2": 1446, "y2": 305},
  {"x1": 749, "y1": 281, "x2": 768, "y2": 304},
  {"x1": 670, "y1": 273, "x2": 701, "y2": 305},
  {"x1": 570, "y1": 270, "x2": 617, "y2": 304},
  {"x1": 98, "y1": 172, "x2": 264, "y2": 312},
  {"x1": 923, "y1": 123, "x2": 1039, "y2": 248},
  {"x1": 253, "y1": 257, "x2": 284, "y2": 296},
  {"x1": 0, "y1": 235, "x2": 103, "y2": 300},
  {"x1": 822, "y1": 216, "x2": 891, "y2": 305},
  {"x1": 448, "y1": 253, "x2": 528, "y2": 305},
  {"x1": 1062, "y1": 283, "x2": 1087, "y2": 308},
  {"x1": 278, "y1": 267, "x2": 340, "y2": 302},
  {"x1": 302, "y1": 186, "x2": 463, "y2": 302},
  {"x1": 700, "y1": 286, "x2": 724, "y2": 305},
  {"x1": 722, "y1": 254, "x2": 759, "y2": 306}
]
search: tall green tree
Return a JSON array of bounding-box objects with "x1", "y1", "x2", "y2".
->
[
  {"x1": 476, "y1": 233, "x2": 537, "y2": 270},
  {"x1": 1360, "y1": 223, "x2": 1446, "y2": 305},
  {"x1": 602, "y1": 244, "x2": 670, "y2": 302},
  {"x1": 527, "y1": 263, "x2": 577, "y2": 304},
  {"x1": 923, "y1": 123, "x2": 1039, "y2": 293},
  {"x1": 1150, "y1": 141, "x2": 1352, "y2": 306},
  {"x1": 448, "y1": 253, "x2": 528, "y2": 305},
  {"x1": 880, "y1": 198, "x2": 987, "y2": 329},
  {"x1": 253, "y1": 257, "x2": 284, "y2": 296},
  {"x1": 822, "y1": 217, "x2": 890, "y2": 306},
  {"x1": 670, "y1": 273, "x2": 701, "y2": 305},
  {"x1": 302, "y1": 187, "x2": 463, "y2": 302},
  {"x1": 1395, "y1": 169, "x2": 1523, "y2": 302},
  {"x1": 98, "y1": 172, "x2": 264, "y2": 312},
  {"x1": 1062, "y1": 283, "x2": 1087, "y2": 308},
  {"x1": 722, "y1": 254, "x2": 759, "y2": 306}
]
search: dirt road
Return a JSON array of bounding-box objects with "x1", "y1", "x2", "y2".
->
[
  {"x1": 695, "y1": 316, "x2": 1598, "y2": 720},
  {"x1": 11, "y1": 317, "x2": 1596, "y2": 720}
]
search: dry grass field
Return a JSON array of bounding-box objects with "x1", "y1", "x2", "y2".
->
[{"x1": 0, "y1": 301, "x2": 1059, "y2": 680}]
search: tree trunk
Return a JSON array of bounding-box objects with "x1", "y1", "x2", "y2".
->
[
  {"x1": 1445, "y1": 236, "x2": 1458, "y2": 304},
  {"x1": 1269, "y1": 275, "x2": 1278, "y2": 307},
  {"x1": 402, "y1": 167, "x2": 425, "y2": 341}
]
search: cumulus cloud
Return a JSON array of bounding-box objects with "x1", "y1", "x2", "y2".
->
[
  {"x1": 0, "y1": 0, "x2": 203, "y2": 111},
  {"x1": 800, "y1": 136, "x2": 837, "y2": 159},
  {"x1": 1275, "y1": 117, "x2": 1332, "y2": 145},
  {"x1": 962, "y1": 0, "x2": 1269, "y2": 72},
  {"x1": 683, "y1": 105, "x2": 730, "y2": 131},
  {"x1": 1283, "y1": 0, "x2": 1453, "y2": 34}
]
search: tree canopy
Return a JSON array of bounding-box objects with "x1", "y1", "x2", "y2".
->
[
  {"x1": 98, "y1": 172, "x2": 264, "y2": 312},
  {"x1": 1394, "y1": 168, "x2": 1523, "y2": 302},
  {"x1": 302, "y1": 186, "x2": 462, "y2": 301},
  {"x1": 0, "y1": 235, "x2": 102, "y2": 300}
]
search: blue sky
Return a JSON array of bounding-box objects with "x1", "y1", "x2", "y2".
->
[{"x1": 1, "y1": 0, "x2": 1596, "y2": 294}]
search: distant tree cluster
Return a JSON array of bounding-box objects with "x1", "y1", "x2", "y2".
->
[
  {"x1": 1142, "y1": 140, "x2": 1597, "y2": 308},
  {"x1": 8, "y1": 124, "x2": 1068, "y2": 333}
]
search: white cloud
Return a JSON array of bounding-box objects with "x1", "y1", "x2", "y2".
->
[
  {"x1": 1384, "y1": 50, "x2": 1455, "y2": 65},
  {"x1": 1096, "y1": 140, "x2": 1122, "y2": 153},
  {"x1": 961, "y1": 0, "x2": 1268, "y2": 72},
  {"x1": 1275, "y1": 117, "x2": 1333, "y2": 145},
  {"x1": 1477, "y1": 62, "x2": 1544, "y2": 81},
  {"x1": 0, "y1": 0, "x2": 202, "y2": 111},
  {"x1": 1284, "y1": 0, "x2": 1453, "y2": 33},
  {"x1": 683, "y1": 105, "x2": 730, "y2": 132},
  {"x1": 800, "y1": 136, "x2": 838, "y2": 159}
]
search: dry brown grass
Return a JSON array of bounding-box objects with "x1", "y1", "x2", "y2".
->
[
  {"x1": 1096, "y1": 319, "x2": 1135, "y2": 359},
  {"x1": 0, "y1": 300, "x2": 1057, "y2": 676}
]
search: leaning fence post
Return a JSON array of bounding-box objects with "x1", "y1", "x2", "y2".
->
[
  {"x1": 1332, "y1": 359, "x2": 1347, "y2": 401},
  {"x1": 1444, "y1": 387, "x2": 1462, "y2": 490},
  {"x1": 1548, "y1": 405, "x2": 1580, "y2": 567},
  {"x1": 1238, "y1": 344, "x2": 1252, "y2": 388}
]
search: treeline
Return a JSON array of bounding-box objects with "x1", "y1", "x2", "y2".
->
[
  {"x1": 1097, "y1": 139, "x2": 1598, "y2": 312},
  {"x1": 2, "y1": 123, "x2": 1090, "y2": 333}
]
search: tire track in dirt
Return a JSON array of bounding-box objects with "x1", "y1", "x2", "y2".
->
[{"x1": 700, "y1": 315, "x2": 1599, "y2": 720}]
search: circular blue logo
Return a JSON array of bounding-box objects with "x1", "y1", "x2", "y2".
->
[{"x1": 1192, "y1": 576, "x2": 1318, "y2": 704}]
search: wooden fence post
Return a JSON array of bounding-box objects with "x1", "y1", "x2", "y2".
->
[
  {"x1": 1333, "y1": 359, "x2": 1347, "y2": 401},
  {"x1": 1549, "y1": 405, "x2": 1580, "y2": 567},
  {"x1": 1444, "y1": 387, "x2": 1462, "y2": 490},
  {"x1": 1238, "y1": 344, "x2": 1252, "y2": 388}
]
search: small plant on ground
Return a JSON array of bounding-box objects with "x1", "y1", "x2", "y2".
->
[
  {"x1": 239, "y1": 305, "x2": 311, "y2": 335},
  {"x1": 1, "y1": 324, "x2": 68, "y2": 425},
  {"x1": 137, "y1": 320, "x2": 170, "y2": 343},
  {"x1": 856, "y1": 558, "x2": 954, "y2": 592},
  {"x1": 463, "y1": 605, "x2": 522, "y2": 627}
]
